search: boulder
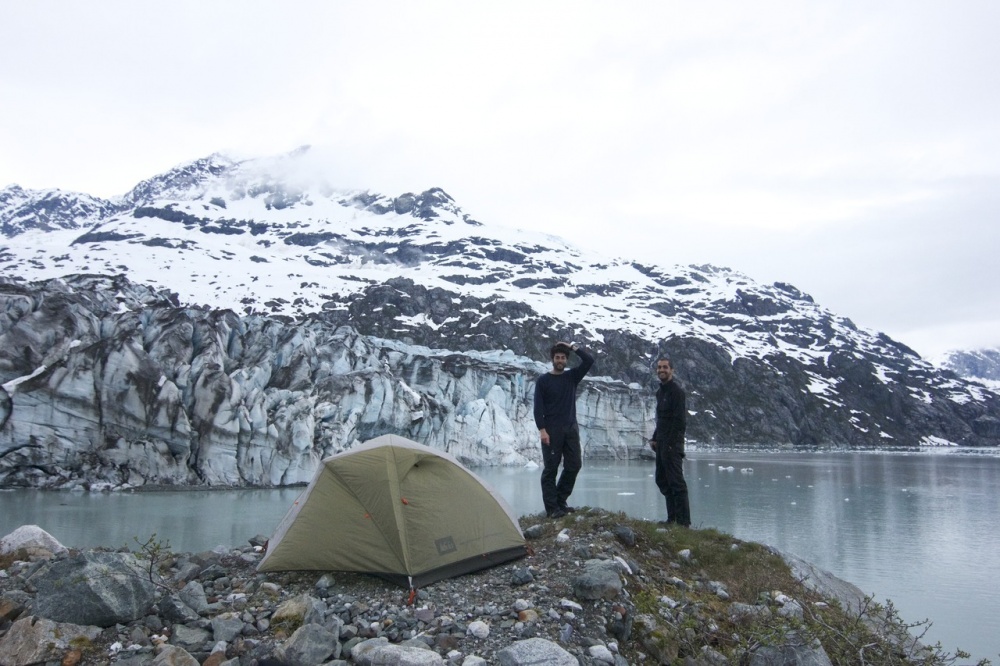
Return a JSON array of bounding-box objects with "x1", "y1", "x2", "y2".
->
[
  {"x1": 497, "y1": 638, "x2": 577, "y2": 666},
  {"x1": 0, "y1": 525, "x2": 68, "y2": 558},
  {"x1": 211, "y1": 611, "x2": 245, "y2": 642},
  {"x1": 572, "y1": 559, "x2": 624, "y2": 600},
  {"x1": 274, "y1": 622, "x2": 340, "y2": 665},
  {"x1": 152, "y1": 644, "x2": 201, "y2": 666},
  {"x1": 0, "y1": 615, "x2": 101, "y2": 666},
  {"x1": 749, "y1": 632, "x2": 833, "y2": 666},
  {"x1": 271, "y1": 593, "x2": 325, "y2": 630},
  {"x1": 30, "y1": 551, "x2": 156, "y2": 627}
]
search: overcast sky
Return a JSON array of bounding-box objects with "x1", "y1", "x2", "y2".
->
[{"x1": 2, "y1": 1, "x2": 999, "y2": 360}]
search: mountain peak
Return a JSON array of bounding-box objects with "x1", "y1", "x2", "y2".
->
[{"x1": 0, "y1": 184, "x2": 116, "y2": 236}]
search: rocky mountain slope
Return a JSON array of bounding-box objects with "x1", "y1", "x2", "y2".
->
[{"x1": 1, "y1": 148, "x2": 998, "y2": 489}]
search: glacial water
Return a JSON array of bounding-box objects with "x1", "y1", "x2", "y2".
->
[{"x1": 1, "y1": 450, "x2": 998, "y2": 662}]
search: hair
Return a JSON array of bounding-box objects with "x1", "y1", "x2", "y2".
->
[
  {"x1": 656, "y1": 355, "x2": 672, "y2": 367},
  {"x1": 550, "y1": 343, "x2": 573, "y2": 359}
]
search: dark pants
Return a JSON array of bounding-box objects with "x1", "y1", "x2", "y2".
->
[
  {"x1": 655, "y1": 445, "x2": 691, "y2": 526},
  {"x1": 540, "y1": 424, "x2": 582, "y2": 514}
]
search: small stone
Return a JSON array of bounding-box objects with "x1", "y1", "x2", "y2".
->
[
  {"x1": 510, "y1": 567, "x2": 534, "y2": 586},
  {"x1": 523, "y1": 525, "x2": 545, "y2": 539},
  {"x1": 467, "y1": 620, "x2": 490, "y2": 639},
  {"x1": 517, "y1": 609, "x2": 539, "y2": 623},
  {"x1": 588, "y1": 644, "x2": 616, "y2": 664},
  {"x1": 612, "y1": 525, "x2": 636, "y2": 547}
]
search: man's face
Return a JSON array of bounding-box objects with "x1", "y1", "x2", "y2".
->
[
  {"x1": 656, "y1": 360, "x2": 673, "y2": 383},
  {"x1": 552, "y1": 352, "x2": 569, "y2": 372}
]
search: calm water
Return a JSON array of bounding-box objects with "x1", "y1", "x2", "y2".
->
[{"x1": 1, "y1": 450, "x2": 998, "y2": 662}]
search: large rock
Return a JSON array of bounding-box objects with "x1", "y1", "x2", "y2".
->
[
  {"x1": 776, "y1": 549, "x2": 866, "y2": 615},
  {"x1": 0, "y1": 615, "x2": 101, "y2": 666},
  {"x1": 275, "y1": 623, "x2": 340, "y2": 665},
  {"x1": 749, "y1": 632, "x2": 833, "y2": 666},
  {"x1": 352, "y1": 637, "x2": 443, "y2": 666},
  {"x1": 30, "y1": 551, "x2": 156, "y2": 627},
  {"x1": 497, "y1": 638, "x2": 577, "y2": 666},
  {"x1": 271, "y1": 593, "x2": 325, "y2": 630},
  {"x1": 0, "y1": 525, "x2": 67, "y2": 558},
  {"x1": 152, "y1": 644, "x2": 201, "y2": 666},
  {"x1": 572, "y1": 559, "x2": 624, "y2": 600}
]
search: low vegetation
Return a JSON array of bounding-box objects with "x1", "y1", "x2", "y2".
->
[{"x1": 521, "y1": 510, "x2": 991, "y2": 665}]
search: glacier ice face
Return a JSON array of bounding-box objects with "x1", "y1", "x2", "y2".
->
[{"x1": 0, "y1": 275, "x2": 649, "y2": 489}]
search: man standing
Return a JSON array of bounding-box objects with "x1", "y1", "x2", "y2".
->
[
  {"x1": 533, "y1": 341, "x2": 595, "y2": 518},
  {"x1": 649, "y1": 356, "x2": 691, "y2": 527}
]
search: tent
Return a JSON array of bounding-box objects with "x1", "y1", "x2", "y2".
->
[{"x1": 257, "y1": 434, "x2": 527, "y2": 588}]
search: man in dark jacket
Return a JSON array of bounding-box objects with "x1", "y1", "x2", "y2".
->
[
  {"x1": 533, "y1": 341, "x2": 595, "y2": 518},
  {"x1": 649, "y1": 356, "x2": 691, "y2": 526}
]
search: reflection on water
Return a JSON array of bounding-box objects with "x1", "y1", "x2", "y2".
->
[{"x1": 1, "y1": 450, "x2": 998, "y2": 661}]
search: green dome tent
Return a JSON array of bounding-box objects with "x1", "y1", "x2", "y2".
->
[{"x1": 257, "y1": 434, "x2": 527, "y2": 589}]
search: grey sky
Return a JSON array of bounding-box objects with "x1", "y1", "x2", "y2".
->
[{"x1": 3, "y1": 1, "x2": 999, "y2": 359}]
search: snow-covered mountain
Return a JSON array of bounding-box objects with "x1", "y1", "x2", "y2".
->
[
  {"x1": 939, "y1": 348, "x2": 1000, "y2": 392},
  {"x1": 1, "y1": 147, "x2": 998, "y2": 488}
]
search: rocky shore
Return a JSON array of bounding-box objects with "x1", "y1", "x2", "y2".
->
[{"x1": 0, "y1": 510, "x2": 943, "y2": 666}]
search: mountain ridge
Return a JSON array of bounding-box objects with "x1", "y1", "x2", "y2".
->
[{"x1": 1, "y1": 148, "x2": 997, "y2": 488}]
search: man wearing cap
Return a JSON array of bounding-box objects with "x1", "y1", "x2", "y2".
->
[
  {"x1": 533, "y1": 341, "x2": 595, "y2": 518},
  {"x1": 649, "y1": 356, "x2": 691, "y2": 527}
]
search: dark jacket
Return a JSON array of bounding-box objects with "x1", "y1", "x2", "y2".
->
[{"x1": 652, "y1": 379, "x2": 686, "y2": 452}]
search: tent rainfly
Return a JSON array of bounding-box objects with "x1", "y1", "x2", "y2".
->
[{"x1": 257, "y1": 434, "x2": 527, "y2": 589}]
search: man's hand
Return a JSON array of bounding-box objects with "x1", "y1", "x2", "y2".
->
[
  {"x1": 648, "y1": 439, "x2": 657, "y2": 451},
  {"x1": 540, "y1": 428, "x2": 550, "y2": 445}
]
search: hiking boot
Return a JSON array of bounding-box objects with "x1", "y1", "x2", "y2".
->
[
  {"x1": 559, "y1": 505, "x2": 577, "y2": 513},
  {"x1": 547, "y1": 508, "x2": 567, "y2": 519}
]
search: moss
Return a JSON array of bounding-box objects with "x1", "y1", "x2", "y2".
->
[{"x1": 0, "y1": 548, "x2": 30, "y2": 570}]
